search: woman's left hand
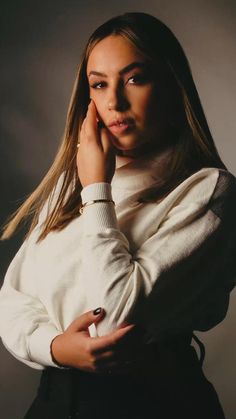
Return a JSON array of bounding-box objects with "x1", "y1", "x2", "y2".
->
[
  {"x1": 77, "y1": 99, "x2": 116, "y2": 188},
  {"x1": 93, "y1": 322, "x2": 155, "y2": 376}
]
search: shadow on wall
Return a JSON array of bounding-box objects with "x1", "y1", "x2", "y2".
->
[
  {"x1": 0, "y1": 344, "x2": 40, "y2": 419},
  {"x1": 1, "y1": 1, "x2": 236, "y2": 419},
  {"x1": 0, "y1": 178, "x2": 43, "y2": 419}
]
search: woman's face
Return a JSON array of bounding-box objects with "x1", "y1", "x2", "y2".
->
[{"x1": 86, "y1": 35, "x2": 170, "y2": 156}]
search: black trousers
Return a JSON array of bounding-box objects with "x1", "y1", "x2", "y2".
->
[{"x1": 23, "y1": 342, "x2": 226, "y2": 419}]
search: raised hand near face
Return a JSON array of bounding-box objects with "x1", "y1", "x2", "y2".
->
[{"x1": 76, "y1": 99, "x2": 116, "y2": 188}]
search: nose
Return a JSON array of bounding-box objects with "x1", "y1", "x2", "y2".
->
[{"x1": 107, "y1": 83, "x2": 129, "y2": 112}]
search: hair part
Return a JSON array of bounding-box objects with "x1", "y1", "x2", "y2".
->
[{"x1": 1, "y1": 12, "x2": 227, "y2": 243}]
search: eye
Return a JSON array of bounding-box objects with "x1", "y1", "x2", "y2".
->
[
  {"x1": 90, "y1": 74, "x2": 148, "y2": 90},
  {"x1": 90, "y1": 81, "x2": 106, "y2": 89},
  {"x1": 127, "y1": 74, "x2": 147, "y2": 85}
]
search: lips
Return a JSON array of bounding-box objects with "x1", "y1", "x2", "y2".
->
[
  {"x1": 108, "y1": 117, "x2": 135, "y2": 127},
  {"x1": 107, "y1": 119, "x2": 135, "y2": 136}
]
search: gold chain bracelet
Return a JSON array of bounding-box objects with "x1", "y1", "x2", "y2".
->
[{"x1": 79, "y1": 199, "x2": 115, "y2": 214}]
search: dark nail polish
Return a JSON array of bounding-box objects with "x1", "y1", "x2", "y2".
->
[{"x1": 93, "y1": 307, "x2": 102, "y2": 315}]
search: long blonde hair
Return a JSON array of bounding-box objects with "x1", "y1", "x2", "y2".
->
[{"x1": 1, "y1": 12, "x2": 226, "y2": 243}]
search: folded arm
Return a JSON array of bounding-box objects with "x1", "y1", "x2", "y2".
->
[{"x1": 80, "y1": 170, "x2": 236, "y2": 339}]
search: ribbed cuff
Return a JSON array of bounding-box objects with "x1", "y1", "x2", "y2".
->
[
  {"x1": 81, "y1": 182, "x2": 113, "y2": 203},
  {"x1": 28, "y1": 324, "x2": 65, "y2": 368},
  {"x1": 80, "y1": 182, "x2": 118, "y2": 232}
]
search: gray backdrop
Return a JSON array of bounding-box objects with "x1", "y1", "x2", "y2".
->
[{"x1": 0, "y1": 1, "x2": 235, "y2": 418}]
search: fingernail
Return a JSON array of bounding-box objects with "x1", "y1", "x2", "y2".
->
[{"x1": 93, "y1": 307, "x2": 102, "y2": 315}]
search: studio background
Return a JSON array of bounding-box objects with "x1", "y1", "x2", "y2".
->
[{"x1": 0, "y1": 1, "x2": 235, "y2": 418}]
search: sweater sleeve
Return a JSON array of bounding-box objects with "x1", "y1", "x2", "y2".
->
[
  {"x1": 0, "y1": 239, "x2": 63, "y2": 369},
  {"x1": 0, "y1": 174, "x2": 66, "y2": 370},
  {"x1": 80, "y1": 170, "x2": 236, "y2": 340}
]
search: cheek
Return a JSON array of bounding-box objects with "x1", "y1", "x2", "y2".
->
[
  {"x1": 89, "y1": 93, "x2": 105, "y2": 120},
  {"x1": 135, "y1": 89, "x2": 159, "y2": 123}
]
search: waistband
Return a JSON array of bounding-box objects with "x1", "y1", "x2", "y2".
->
[{"x1": 38, "y1": 333, "x2": 205, "y2": 401}]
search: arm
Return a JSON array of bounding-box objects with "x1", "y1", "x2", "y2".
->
[
  {"x1": 0, "y1": 174, "x2": 66, "y2": 369},
  {"x1": 76, "y1": 99, "x2": 236, "y2": 340},
  {"x1": 0, "y1": 249, "x2": 145, "y2": 373},
  {"x1": 79, "y1": 169, "x2": 236, "y2": 339},
  {"x1": 0, "y1": 239, "x2": 62, "y2": 369}
]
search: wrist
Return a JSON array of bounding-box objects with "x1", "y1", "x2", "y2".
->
[
  {"x1": 81, "y1": 182, "x2": 112, "y2": 204},
  {"x1": 50, "y1": 335, "x2": 67, "y2": 368},
  {"x1": 79, "y1": 199, "x2": 115, "y2": 214}
]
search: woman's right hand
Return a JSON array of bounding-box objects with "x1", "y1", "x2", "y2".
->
[{"x1": 50, "y1": 308, "x2": 138, "y2": 373}]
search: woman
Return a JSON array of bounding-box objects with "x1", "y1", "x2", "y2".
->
[{"x1": 0, "y1": 11, "x2": 235, "y2": 419}]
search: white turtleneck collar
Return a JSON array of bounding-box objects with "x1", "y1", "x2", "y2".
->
[{"x1": 111, "y1": 146, "x2": 173, "y2": 203}]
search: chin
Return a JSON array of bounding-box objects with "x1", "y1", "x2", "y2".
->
[
  {"x1": 114, "y1": 147, "x2": 126, "y2": 156},
  {"x1": 112, "y1": 138, "x2": 142, "y2": 151},
  {"x1": 114, "y1": 146, "x2": 146, "y2": 159},
  {"x1": 111, "y1": 133, "x2": 153, "y2": 155},
  {"x1": 114, "y1": 145, "x2": 138, "y2": 155}
]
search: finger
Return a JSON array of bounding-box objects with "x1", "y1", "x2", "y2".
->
[
  {"x1": 89, "y1": 99, "x2": 101, "y2": 125},
  {"x1": 95, "y1": 349, "x2": 115, "y2": 361},
  {"x1": 94, "y1": 346, "x2": 136, "y2": 366},
  {"x1": 90, "y1": 324, "x2": 135, "y2": 355},
  {"x1": 94, "y1": 345, "x2": 137, "y2": 365},
  {"x1": 100, "y1": 127, "x2": 115, "y2": 154},
  {"x1": 78, "y1": 116, "x2": 87, "y2": 142},
  {"x1": 93, "y1": 351, "x2": 117, "y2": 371},
  {"x1": 84, "y1": 100, "x2": 99, "y2": 139},
  {"x1": 118, "y1": 322, "x2": 151, "y2": 342},
  {"x1": 90, "y1": 323, "x2": 150, "y2": 357},
  {"x1": 67, "y1": 308, "x2": 105, "y2": 333},
  {"x1": 78, "y1": 106, "x2": 91, "y2": 140}
]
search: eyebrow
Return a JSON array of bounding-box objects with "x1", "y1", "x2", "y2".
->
[{"x1": 88, "y1": 61, "x2": 147, "y2": 78}]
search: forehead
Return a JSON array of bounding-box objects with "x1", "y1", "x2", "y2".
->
[{"x1": 87, "y1": 35, "x2": 146, "y2": 75}]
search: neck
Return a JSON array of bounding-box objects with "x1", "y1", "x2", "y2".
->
[
  {"x1": 115, "y1": 153, "x2": 135, "y2": 169},
  {"x1": 115, "y1": 141, "x2": 172, "y2": 169}
]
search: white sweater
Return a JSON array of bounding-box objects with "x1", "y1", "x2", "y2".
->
[{"x1": 0, "y1": 150, "x2": 236, "y2": 370}]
